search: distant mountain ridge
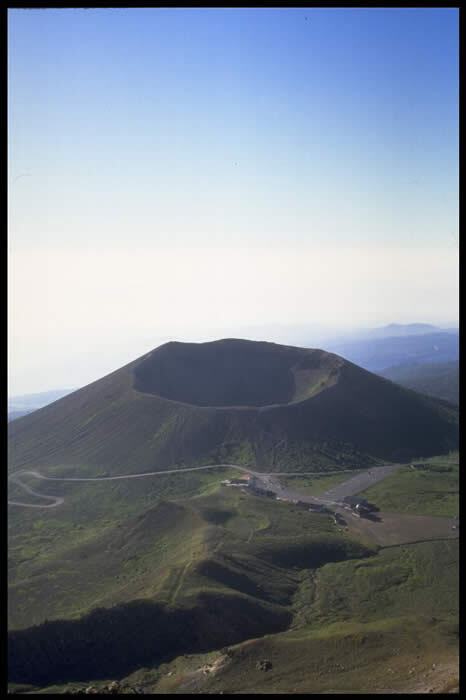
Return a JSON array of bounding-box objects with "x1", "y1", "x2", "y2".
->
[
  {"x1": 8, "y1": 339, "x2": 458, "y2": 474},
  {"x1": 324, "y1": 330, "x2": 458, "y2": 373},
  {"x1": 8, "y1": 388, "x2": 78, "y2": 423},
  {"x1": 7, "y1": 410, "x2": 34, "y2": 423},
  {"x1": 8, "y1": 388, "x2": 76, "y2": 411},
  {"x1": 363, "y1": 323, "x2": 445, "y2": 338}
]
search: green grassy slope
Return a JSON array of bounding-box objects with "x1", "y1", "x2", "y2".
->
[
  {"x1": 8, "y1": 481, "x2": 376, "y2": 685},
  {"x1": 8, "y1": 340, "x2": 458, "y2": 475},
  {"x1": 192, "y1": 540, "x2": 458, "y2": 695}
]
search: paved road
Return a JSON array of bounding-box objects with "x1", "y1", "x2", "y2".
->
[
  {"x1": 8, "y1": 465, "x2": 257, "y2": 508},
  {"x1": 252, "y1": 465, "x2": 404, "y2": 506},
  {"x1": 251, "y1": 474, "x2": 338, "y2": 507},
  {"x1": 8, "y1": 463, "x2": 404, "y2": 510},
  {"x1": 8, "y1": 473, "x2": 65, "y2": 508},
  {"x1": 319, "y1": 463, "x2": 403, "y2": 502}
]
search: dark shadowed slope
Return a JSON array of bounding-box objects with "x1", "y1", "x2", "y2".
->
[
  {"x1": 8, "y1": 339, "x2": 458, "y2": 475},
  {"x1": 378, "y1": 361, "x2": 459, "y2": 405}
]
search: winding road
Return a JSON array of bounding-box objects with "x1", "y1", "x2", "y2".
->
[
  {"x1": 8, "y1": 463, "x2": 404, "y2": 510},
  {"x1": 8, "y1": 472, "x2": 65, "y2": 508}
]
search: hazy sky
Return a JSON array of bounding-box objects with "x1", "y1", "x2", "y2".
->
[{"x1": 8, "y1": 8, "x2": 459, "y2": 394}]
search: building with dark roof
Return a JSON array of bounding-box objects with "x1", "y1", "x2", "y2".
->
[
  {"x1": 343, "y1": 496, "x2": 377, "y2": 510},
  {"x1": 342, "y1": 495, "x2": 378, "y2": 517}
]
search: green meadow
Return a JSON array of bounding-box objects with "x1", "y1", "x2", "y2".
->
[{"x1": 8, "y1": 451, "x2": 459, "y2": 693}]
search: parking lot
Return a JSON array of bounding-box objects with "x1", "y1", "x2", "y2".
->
[{"x1": 319, "y1": 463, "x2": 403, "y2": 503}]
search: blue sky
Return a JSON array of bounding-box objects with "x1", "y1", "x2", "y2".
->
[{"x1": 8, "y1": 8, "x2": 459, "y2": 393}]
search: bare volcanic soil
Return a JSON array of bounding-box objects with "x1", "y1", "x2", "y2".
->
[{"x1": 8, "y1": 339, "x2": 458, "y2": 474}]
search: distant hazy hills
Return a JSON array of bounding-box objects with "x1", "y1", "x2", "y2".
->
[
  {"x1": 379, "y1": 360, "x2": 459, "y2": 406},
  {"x1": 8, "y1": 388, "x2": 76, "y2": 422},
  {"x1": 318, "y1": 325, "x2": 459, "y2": 406},
  {"x1": 8, "y1": 339, "x2": 458, "y2": 474},
  {"x1": 324, "y1": 330, "x2": 458, "y2": 373},
  {"x1": 8, "y1": 410, "x2": 34, "y2": 422},
  {"x1": 350, "y1": 323, "x2": 457, "y2": 340}
]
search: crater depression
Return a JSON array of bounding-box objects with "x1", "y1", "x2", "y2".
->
[{"x1": 133, "y1": 339, "x2": 343, "y2": 408}]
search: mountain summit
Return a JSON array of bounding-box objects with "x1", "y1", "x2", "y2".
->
[
  {"x1": 8, "y1": 339, "x2": 458, "y2": 474},
  {"x1": 133, "y1": 339, "x2": 343, "y2": 408}
]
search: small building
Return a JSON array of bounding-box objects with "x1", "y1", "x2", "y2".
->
[
  {"x1": 222, "y1": 476, "x2": 250, "y2": 487},
  {"x1": 249, "y1": 485, "x2": 275, "y2": 499},
  {"x1": 343, "y1": 496, "x2": 377, "y2": 510},
  {"x1": 343, "y1": 496, "x2": 378, "y2": 518}
]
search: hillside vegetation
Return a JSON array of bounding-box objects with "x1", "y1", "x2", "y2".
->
[{"x1": 8, "y1": 480, "x2": 374, "y2": 685}]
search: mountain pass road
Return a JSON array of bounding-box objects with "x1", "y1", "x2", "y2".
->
[{"x1": 8, "y1": 463, "x2": 404, "y2": 509}]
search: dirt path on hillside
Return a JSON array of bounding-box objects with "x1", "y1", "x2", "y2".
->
[{"x1": 399, "y1": 657, "x2": 459, "y2": 694}]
